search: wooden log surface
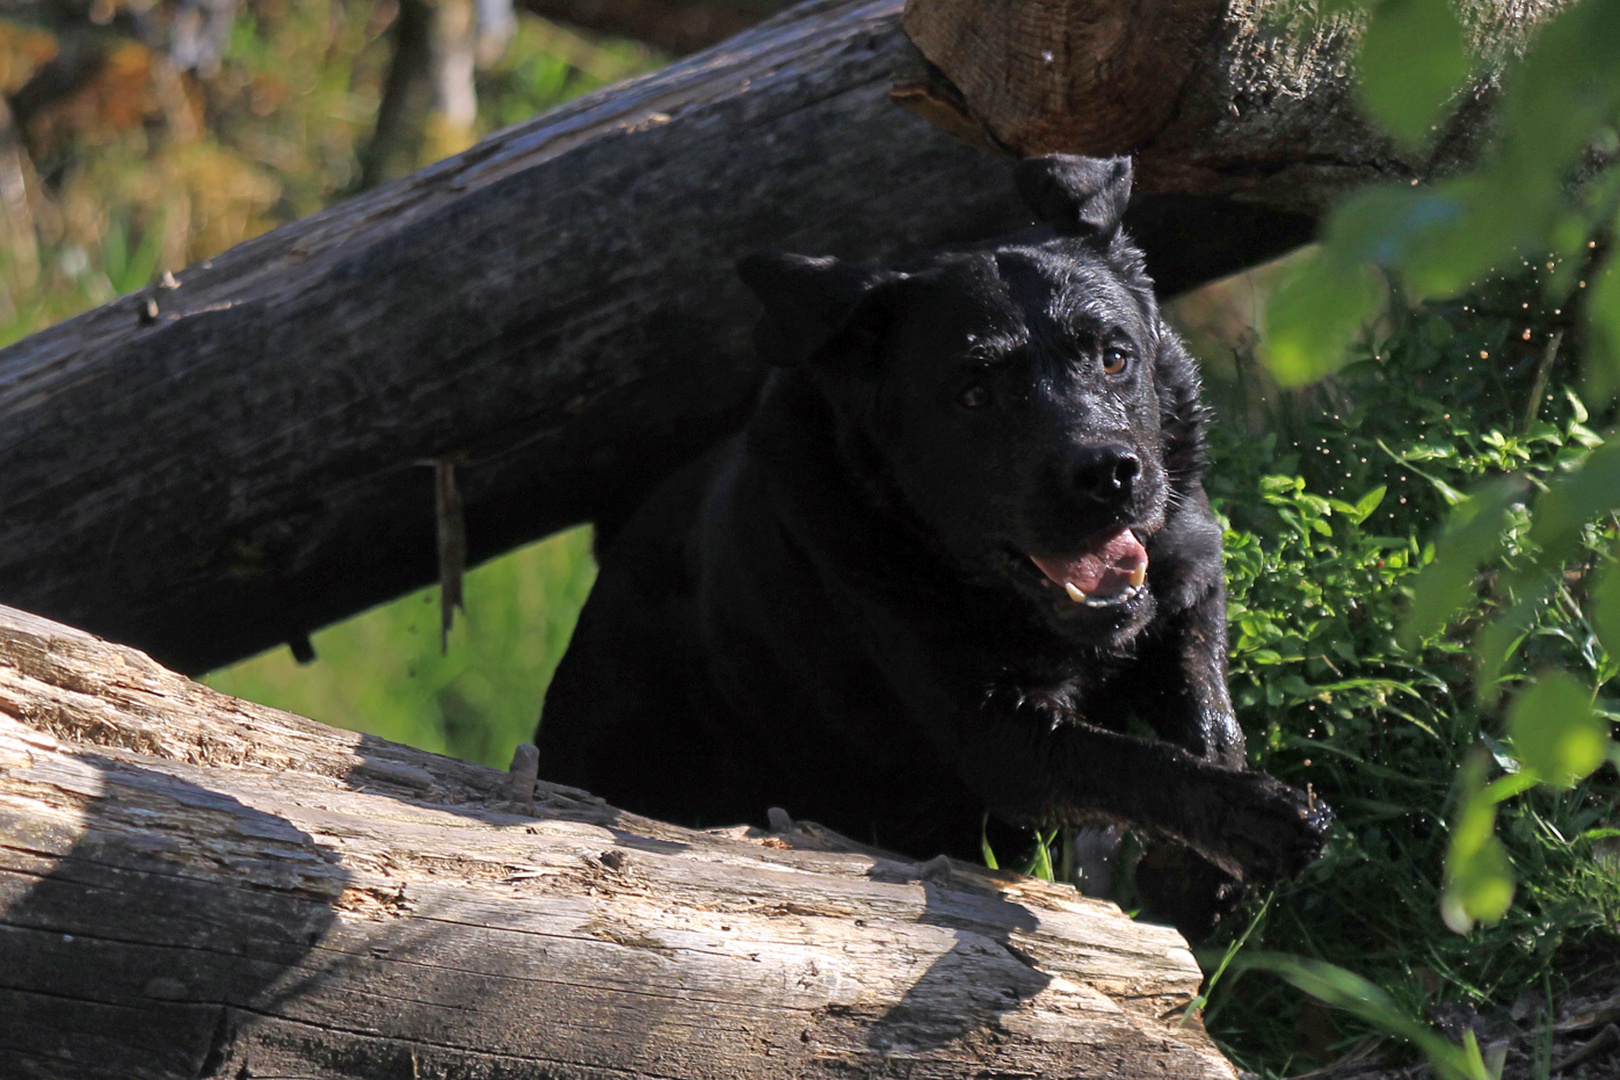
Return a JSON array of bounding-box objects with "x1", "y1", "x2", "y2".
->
[
  {"x1": 0, "y1": 602, "x2": 1239, "y2": 1079},
  {"x1": 899, "y1": 0, "x2": 1566, "y2": 208},
  {"x1": 0, "y1": 0, "x2": 1557, "y2": 676}
]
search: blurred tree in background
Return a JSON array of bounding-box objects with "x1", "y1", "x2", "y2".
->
[{"x1": 0, "y1": 0, "x2": 672, "y2": 340}]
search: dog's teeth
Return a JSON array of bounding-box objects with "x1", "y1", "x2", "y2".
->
[
  {"x1": 1129, "y1": 564, "x2": 1147, "y2": 588},
  {"x1": 1064, "y1": 582, "x2": 1087, "y2": 603}
]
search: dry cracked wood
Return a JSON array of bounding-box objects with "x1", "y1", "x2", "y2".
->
[{"x1": 0, "y1": 602, "x2": 1237, "y2": 1078}]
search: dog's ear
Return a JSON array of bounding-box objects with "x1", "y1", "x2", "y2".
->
[
  {"x1": 1014, "y1": 155, "x2": 1133, "y2": 242},
  {"x1": 737, "y1": 252, "x2": 900, "y2": 370}
]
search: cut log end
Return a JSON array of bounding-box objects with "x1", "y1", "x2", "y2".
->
[{"x1": 901, "y1": 0, "x2": 1230, "y2": 157}]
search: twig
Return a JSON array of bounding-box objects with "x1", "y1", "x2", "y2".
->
[
  {"x1": 1552, "y1": 1022, "x2": 1619, "y2": 1073},
  {"x1": 1521, "y1": 329, "x2": 1563, "y2": 432}
]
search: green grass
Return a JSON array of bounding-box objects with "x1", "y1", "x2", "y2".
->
[
  {"x1": 207, "y1": 526, "x2": 597, "y2": 769},
  {"x1": 1192, "y1": 275, "x2": 1620, "y2": 1075}
]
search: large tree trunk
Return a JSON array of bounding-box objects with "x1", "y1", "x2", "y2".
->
[
  {"x1": 0, "y1": 602, "x2": 1239, "y2": 1079},
  {"x1": 0, "y1": 0, "x2": 1555, "y2": 674}
]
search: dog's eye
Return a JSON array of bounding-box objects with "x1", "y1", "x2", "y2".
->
[
  {"x1": 958, "y1": 384, "x2": 992, "y2": 409},
  {"x1": 1102, "y1": 348, "x2": 1131, "y2": 376}
]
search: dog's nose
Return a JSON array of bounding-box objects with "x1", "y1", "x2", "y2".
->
[{"x1": 1066, "y1": 444, "x2": 1139, "y2": 504}]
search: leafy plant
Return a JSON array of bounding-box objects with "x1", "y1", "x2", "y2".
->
[
  {"x1": 209, "y1": 526, "x2": 597, "y2": 767},
  {"x1": 1200, "y1": 284, "x2": 1620, "y2": 1074},
  {"x1": 1220, "y1": 0, "x2": 1620, "y2": 1071}
]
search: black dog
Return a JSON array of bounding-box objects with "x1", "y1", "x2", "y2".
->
[{"x1": 536, "y1": 155, "x2": 1329, "y2": 929}]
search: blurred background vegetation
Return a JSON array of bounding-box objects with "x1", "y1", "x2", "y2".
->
[
  {"x1": 0, "y1": 0, "x2": 669, "y2": 762},
  {"x1": 2, "y1": 1, "x2": 1617, "y2": 1077}
]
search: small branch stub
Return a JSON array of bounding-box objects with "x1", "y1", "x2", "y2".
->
[{"x1": 433, "y1": 453, "x2": 467, "y2": 653}]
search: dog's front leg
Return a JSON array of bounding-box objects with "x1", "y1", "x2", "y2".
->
[
  {"x1": 954, "y1": 714, "x2": 1331, "y2": 883},
  {"x1": 1126, "y1": 491, "x2": 1247, "y2": 768},
  {"x1": 1130, "y1": 582, "x2": 1248, "y2": 768}
]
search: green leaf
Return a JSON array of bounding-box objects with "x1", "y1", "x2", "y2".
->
[
  {"x1": 1507, "y1": 671, "x2": 1609, "y2": 789},
  {"x1": 1262, "y1": 250, "x2": 1385, "y2": 386},
  {"x1": 1494, "y1": 2, "x2": 1620, "y2": 198},
  {"x1": 1318, "y1": 183, "x2": 1509, "y2": 301},
  {"x1": 1529, "y1": 442, "x2": 1620, "y2": 565},
  {"x1": 1592, "y1": 548, "x2": 1620, "y2": 665},
  {"x1": 979, "y1": 815, "x2": 1000, "y2": 871},
  {"x1": 1351, "y1": 485, "x2": 1388, "y2": 524},
  {"x1": 1442, "y1": 751, "x2": 1515, "y2": 935},
  {"x1": 1237, "y1": 954, "x2": 1494, "y2": 1080},
  {"x1": 1475, "y1": 587, "x2": 1550, "y2": 704},
  {"x1": 1585, "y1": 249, "x2": 1620, "y2": 406},
  {"x1": 1400, "y1": 477, "x2": 1524, "y2": 647},
  {"x1": 1357, "y1": 0, "x2": 1471, "y2": 148}
]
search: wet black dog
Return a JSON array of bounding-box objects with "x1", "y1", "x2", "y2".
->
[{"x1": 536, "y1": 155, "x2": 1330, "y2": 930}]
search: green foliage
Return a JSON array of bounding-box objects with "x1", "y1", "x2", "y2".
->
[
  {"x1": 1235, "y1": 0, "x2": 1620, "y2": 1070},
  {"x1": 476, "y1": 18, "x2": 659, "y2": 133},
  {"x1": 0, "y1": 2, "x2": 666, "y2": 347},
  {"x1": 1506, "y1": 670, "x2": 1608, "y2": 790},
  {"x1": 1265, "y1": 0, "x2": 1620, "y2": 380},
  {"x1": 1442, "y1": 749, "x2": 1516, "y2": 935},
  {"x1": 1262, "y1": 250, "x2": 1385, "y2": 387},
  {"x1": 1357, "y1": 0, "x2": 1471, "y2": 150},
  {"x1": 1202, "y1": 283, "x2": 1620, "y2": 1073},
  {"x1": 208, "y1": 527, "x2": 597, "y2": 768},
  {"x1": 1238, "y1": 953, "x2": 1503, "y2": 1080}
]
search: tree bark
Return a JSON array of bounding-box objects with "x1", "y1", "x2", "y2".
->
[
  {"x1": 0, "y1": 602, "x2": 1239, "y2": 1079},
  {"x1": 0, "y1": 0, "x2": 1554, "y2": 675},
  {"x1": 898, "y1": 0, "x2": 1567, "y2": 212}
]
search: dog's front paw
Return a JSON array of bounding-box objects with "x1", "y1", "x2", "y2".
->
[{"x1": 1188, "y1": 768, "x2": 1332, "y2": 883}]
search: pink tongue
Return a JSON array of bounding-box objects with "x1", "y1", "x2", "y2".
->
[{"x1": 1029, "y1": 528, "x2": 1148, "y2": 598}]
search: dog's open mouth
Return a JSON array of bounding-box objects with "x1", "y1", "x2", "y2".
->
[{"x1": 1028, "y1": 527, "x2": 1148, "y2": 608}]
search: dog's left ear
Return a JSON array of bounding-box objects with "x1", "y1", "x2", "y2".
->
[
  {"x1": 1014, "y1": 155, "x2": 1133, "y2": 243},
  {"x1": 737, "y1": 252, "x2": 900, "y2": 370}
]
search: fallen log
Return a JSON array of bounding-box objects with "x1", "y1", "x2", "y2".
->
[
  {"x1": 0, "y1": 0, "x2": 1555, "y2": 674},
  {"x1": 0, "y1": 602, "x2": 1239, "y2": 1079}
]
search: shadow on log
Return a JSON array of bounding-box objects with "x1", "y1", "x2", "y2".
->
[
  {"x1": 0, "y1": 602, "x2": 1239, "y2": 1078},
  {"x1": 0, "y1": 0, "x2": 1556, "y2": 673}
]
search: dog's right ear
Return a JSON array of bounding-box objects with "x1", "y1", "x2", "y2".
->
[
  {"x1": 737, "y1": 252, "x2": 899, "y2": 370},
  {"x1": 1013, "y1": 155, "x2": 1133, "y2": 243}
]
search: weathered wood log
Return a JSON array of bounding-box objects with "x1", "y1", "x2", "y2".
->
[
  {"x1": 897, "y1": 0, "x2": 1565, "y2": 211},
  {"x1": 0, "y1": 0, "x2": 1554, "y2": 676},
  {"x1": 0, "y1": 602, "x2": 1238, "y2": 1079}
]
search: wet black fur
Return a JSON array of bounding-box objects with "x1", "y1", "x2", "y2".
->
[{"x1": 536, "y1": 156, "x2": 1329, "y2": 929}]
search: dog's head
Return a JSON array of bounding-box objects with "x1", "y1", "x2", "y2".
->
[{"x1": 739, "y1": 156, "x2": 1206, "y2": 633}]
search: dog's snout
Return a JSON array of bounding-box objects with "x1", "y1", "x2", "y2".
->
[{"x1": 1067, "y1": 444, "x2": 1139, "y2": 503}]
